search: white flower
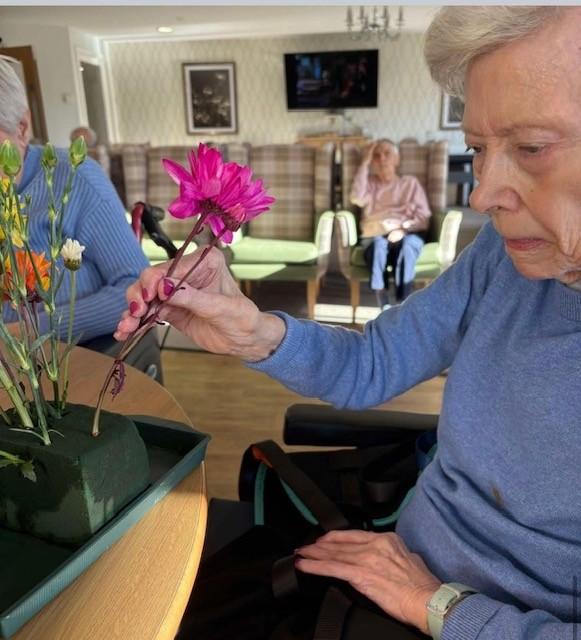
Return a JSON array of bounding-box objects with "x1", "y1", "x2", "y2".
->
[{"x1": 60, "y1": 238, "x2": 85, "y2": 271}]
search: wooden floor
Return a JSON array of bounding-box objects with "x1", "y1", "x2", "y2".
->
[{"x1": 161, "y1": 349, "x2": 446, "y2": 500}]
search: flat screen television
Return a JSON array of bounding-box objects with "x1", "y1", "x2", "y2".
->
[{"x1": 284, "y1": 49, "x2": 379, "y2": 110}]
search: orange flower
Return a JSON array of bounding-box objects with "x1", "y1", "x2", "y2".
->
[{"x1": 3, "y1": 250, "x2": 51, "y2": 301}]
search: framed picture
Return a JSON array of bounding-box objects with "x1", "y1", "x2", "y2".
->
[
  {"x1": 182, "y1": 62, "x2": 237, "y2": 134},
  {"x1": 440, "y1": 93, "x2": 464, "y2": 130}
]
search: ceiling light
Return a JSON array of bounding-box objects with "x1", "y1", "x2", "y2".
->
[
  {"x1": 346, "y1": 6, "x2": 404, "y2": 40},
  {"x1": 157, "y1": 26, "x2": 174, "y2": 34}
]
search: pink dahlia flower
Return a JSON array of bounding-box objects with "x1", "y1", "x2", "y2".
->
[{"x1": 162, "y1": 144, "x2": 275, "y2": 243}]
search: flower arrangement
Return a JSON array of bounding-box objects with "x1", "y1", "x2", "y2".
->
[
  {"x1": 93, "y1": 143, "x2": 275, "y2": 433},
  {"x1": 0, "y1": 137, "x2": 88, "y2": 479}
]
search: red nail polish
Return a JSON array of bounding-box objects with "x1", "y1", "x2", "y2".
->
[
  {"x1": 129, "y1": 301, "x2": 139, "y2": 315},
  {"x1": 163, "y1": 279, "x2": 174, "y2": 297},
  {"x1": 142, "y1": 287, "x2": 149, "y2": 302}
]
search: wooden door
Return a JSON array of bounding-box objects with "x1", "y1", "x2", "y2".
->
[{"x1": 0, "y1": 45, "x2": 48, "y2": 143}]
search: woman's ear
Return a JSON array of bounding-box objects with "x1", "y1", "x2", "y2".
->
[{"x1": 16, "y1": 110, "x2": 32, "y2": 146}]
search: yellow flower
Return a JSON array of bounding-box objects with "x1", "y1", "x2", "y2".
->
[{"x1": 0, "y1": 177, "x2": 25, "y2": 247}]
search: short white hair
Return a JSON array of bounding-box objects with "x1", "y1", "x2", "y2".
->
[
  {"x1": 375, "y1": 138, "x2": 399, "y2": 157},
  {"x1": 70, "y1": 126, "x2": 97, "y2": 147},
  {"x1": 424, "y1": 6, "x2": 562, "y2": 98},
  {"x1": 0, "y1": 56, "x2": 28, "y2": 134}
]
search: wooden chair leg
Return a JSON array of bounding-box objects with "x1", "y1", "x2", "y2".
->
[
  {"x1": 243, "y1": 281, "x2": 252, "y2": 297},
  {"x1": 307, "y1": 279, "x2": 317, "y2": 319},
  {"x1": 350, "y1": 279, "x2": 360, "y2": 323}
]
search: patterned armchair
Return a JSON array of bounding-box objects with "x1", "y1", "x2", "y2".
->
[
  {"x1": 336, "y1": 140, "x2": 459, "y2": 319},
  {"x1": 117, "y1": 143, "x2": 249, "y2": 264},
  {"x1": 229, "y1": 144, "x2": 336, "y2": 319}
]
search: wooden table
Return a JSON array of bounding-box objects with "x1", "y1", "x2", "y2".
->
[{"x1": 12, "y1": 346, "x2": 207, "y2": 640}]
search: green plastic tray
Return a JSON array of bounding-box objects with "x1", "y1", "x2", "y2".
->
[{"x1": 0, "y1": 415, "x2": 210, "y2": 639}]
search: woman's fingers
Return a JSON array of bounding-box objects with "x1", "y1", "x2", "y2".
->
[
  {"x1": 318, "y1": 530, "x2": 378, "y2": 544},
  {"x1": 114, "y1": 313, "x2": 140, "y2": 340},
  {"x1": 295, "y1": 557, "x2": 362, "y2": 584}
]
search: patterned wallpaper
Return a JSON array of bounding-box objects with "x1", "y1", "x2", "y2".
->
[{"x1": 105, "y1": 31, "x2": 466, "y2": 151}]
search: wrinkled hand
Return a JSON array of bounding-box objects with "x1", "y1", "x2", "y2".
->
[
  {"x1": 115, "y1": 246, "x2": 286, "y2": 362},
  {"x1": 295, "y1": 530, "x2": 441, "y2": 634}
]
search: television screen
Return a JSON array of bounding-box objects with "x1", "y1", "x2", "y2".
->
[{"x1": 284, "y1": 49, "x2": 378, "y2": 110}]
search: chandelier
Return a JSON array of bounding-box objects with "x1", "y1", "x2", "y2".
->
[{"x1": 346, "y1": 6, "x2": 404, "y2": 40}]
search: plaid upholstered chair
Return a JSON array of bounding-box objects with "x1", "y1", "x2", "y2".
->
[
  {"x1": 119, "y1": 144, "x2": 250, "y2": 264},
  {"x1": 336, "y1": 140, "x2": 462, "y2": 320},
  {"x1": 228, "y1": 144, "x2": 335, "y2": 319}
]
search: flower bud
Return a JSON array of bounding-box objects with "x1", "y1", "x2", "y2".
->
[
  {"x1": 0, "y1": 141, "x2": 22, "y2": 177},
  {"x1": 41, "y1": 143, "x2": 58, "y2": 171},
  {"x1": 60, "y1": 238, "x2": 85, "y2": 271},
  {"x1": 69, "y1": 137, "x2": 87, "y2": 169}
]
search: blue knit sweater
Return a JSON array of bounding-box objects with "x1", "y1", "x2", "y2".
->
[
  {"x1": 250, "y1": 222, "x2": 581, "y2": 638},
  {"x1": 3, "y1": 145, "x2": 148, "y2": 342}
]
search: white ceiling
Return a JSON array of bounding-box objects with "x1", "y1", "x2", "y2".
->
[{"x1": 0, "y1": 5, "x2": 437, "y2": 42}]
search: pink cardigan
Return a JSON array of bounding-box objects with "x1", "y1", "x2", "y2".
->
[{"x1": 350, "y1": 165, "x2": 432, "y2": 238}]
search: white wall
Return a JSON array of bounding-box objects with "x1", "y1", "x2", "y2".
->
[
  {"x1": 2, "y1": 21, "x2": 86, "y2": 146},
  {"x1": 105, "y1": 32, "x2": 466, "y2": 151}
]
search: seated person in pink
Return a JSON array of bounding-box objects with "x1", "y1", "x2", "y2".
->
[{"x1": 351, "y1": 139, "x2": 432, "y2": 306}]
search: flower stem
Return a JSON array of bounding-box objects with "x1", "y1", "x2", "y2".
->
[
  {"x1": 0, "y1": 358, "x2": 33, "y2": 429},
  {"x1": 165, "y1": 211, "x2": 208, "y2": 279},
  {"x1": 92, "y1": 227, "x2": 226, "y2": 437},
  {"x1": 60, "y1": 269, "x2": 76, "y2": 410}
]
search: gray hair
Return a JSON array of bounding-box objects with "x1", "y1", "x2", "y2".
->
[
  {"x1": 375, "y1": 138, "x2": 399, "y2": 157},
  {"x1": 0, "y1": 57, "x2": 28, "y2": 134},
  {"x1": 424, "y1": 7, "x2": 562, "y2": 98},
  {"x1": 70, "y1": 126, "x2": 98, "y2": 147}
]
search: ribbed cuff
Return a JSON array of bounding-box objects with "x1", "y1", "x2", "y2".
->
[
  {"x1": 245, "y1": 311, "x2": 305, "y2": 372},
  {"x1": 441, "y1": 594, "x2": 502, "y2": 640}
]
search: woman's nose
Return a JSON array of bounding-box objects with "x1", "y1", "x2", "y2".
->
[{"x1": 469, "y1": 154, "x2": 519, "y2": 215}]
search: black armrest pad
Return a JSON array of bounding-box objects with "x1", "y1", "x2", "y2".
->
[{"x1": 283, "y1": 404, "x2": 438, "y2": 447}]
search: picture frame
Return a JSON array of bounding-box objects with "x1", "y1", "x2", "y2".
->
[
  {"x1": 440, "y1": 92, "x2": 464, "y2": 130},
  {"x1": 182, "y1": 62, "x2": 237, "y2": 134}
]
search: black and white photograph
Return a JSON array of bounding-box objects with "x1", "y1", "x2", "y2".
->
[
  {"x1": 183, "y1": 62, "x2": 237, "y2": 134},
  {"x1": 439, "y1": 92, "x2": 464, "y2": 129}
]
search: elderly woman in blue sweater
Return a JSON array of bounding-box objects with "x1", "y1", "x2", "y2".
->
[
  {"x1": 118, "y1": 7, "x2": 581, "y2": 640},
  {"x1": 0, "y1": 57, "x2": 148, "y2": 342}
]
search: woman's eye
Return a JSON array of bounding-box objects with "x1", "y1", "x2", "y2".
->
[
  {"x1": 518, "y1": 145, "x2": 545, "y2": 155},
  {"x1": 465, "y1": 144, "x2": 482, "y2": 154}
]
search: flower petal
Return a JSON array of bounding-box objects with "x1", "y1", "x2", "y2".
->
[{"x1": 162, "y1": 159, "x2": 192, "y2": 185}]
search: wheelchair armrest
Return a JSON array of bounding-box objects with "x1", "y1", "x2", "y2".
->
[{"x1": 283, "y1": 403, "x2": 438, "y2": 447}]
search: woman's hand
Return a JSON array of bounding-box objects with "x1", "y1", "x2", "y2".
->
[
  {"x1": 295, "y1": 530, "x2": 441, "y2": 634},
  {"x1": 115, "y1": 246, "x2": 286, "y2": 362},
  {"x1": 362, "y1": 142, "x2": 376, "y2": 166}
]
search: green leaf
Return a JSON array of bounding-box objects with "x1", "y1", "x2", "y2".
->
[
  {"x1": 20, "y1": 461, "x2": 37, "y2": 483},
  {"x1": 0, "y1": 460, "x2": 12, "y2": 468},
  {"x1": 0, "y1": 449, "x2": 21, "y2": 464},
  {"x1": 30, "y1": 332, "x2": 51, "y2": 352}
]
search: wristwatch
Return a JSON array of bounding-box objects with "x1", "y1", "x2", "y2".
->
[{"x1": 427, "y1": 582, "x2": 477, "y2": 640}]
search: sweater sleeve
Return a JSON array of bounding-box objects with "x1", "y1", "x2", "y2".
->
[
  {"x1": 248, "y1": 222, "x2": 505, "y2": 408},
  {"x1": 51, "y1": 159, "x2": 149, "y2": 342},
  {"x1": 350, "y1": 163, "x2": 372, "y2": 207},
  {"x1": 404, "y1": 176, "x2": 432, "y2": 233},
  {"x1": 57, "y1": 219, "x2": 148, "y2": 342},
  {"x1": 442, "y1": 594, "x2": 579, "y2": 640},
  {"x1": 41, "y1": 159, "x2": 149, "y2": 342}
]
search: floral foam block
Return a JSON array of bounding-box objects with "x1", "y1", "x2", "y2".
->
[{"x1": 0, "y1": 404, "x2": 150, "y2": 546}]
